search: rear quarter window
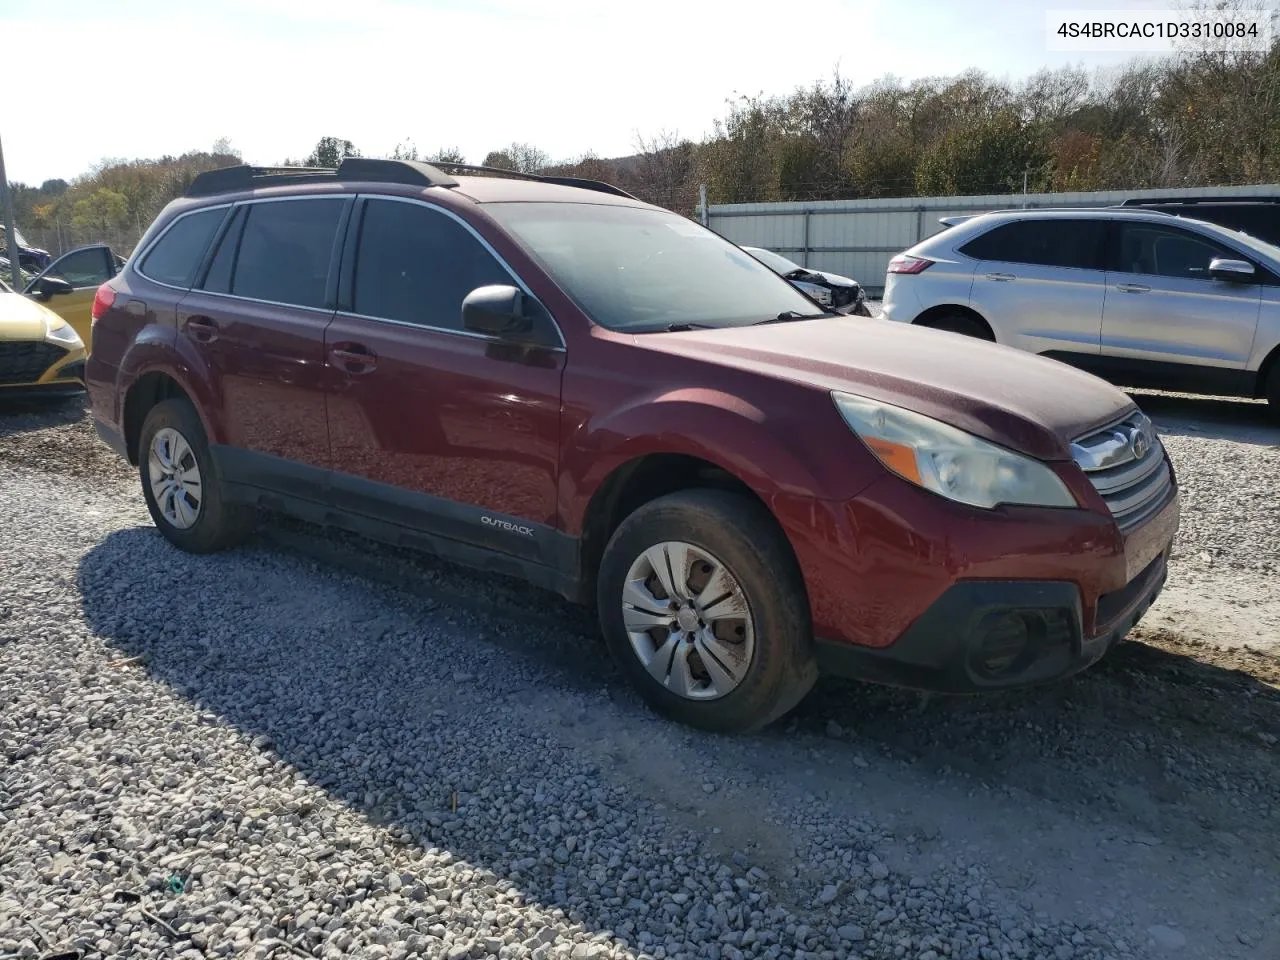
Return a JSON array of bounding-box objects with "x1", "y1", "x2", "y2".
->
[{"x1": 139, "y1": 208, "x2": 227, "y2": 287}]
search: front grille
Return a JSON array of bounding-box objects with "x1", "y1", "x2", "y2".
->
[
  {"x1": 1072, "y1": 411, "x2": 1173, "y2": 531},
  {"x1": 0, "y1": 341, "x2": 67, "y2": 385}
]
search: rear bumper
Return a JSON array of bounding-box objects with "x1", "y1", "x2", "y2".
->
[{"x1": 815, "y1": 551, "x2": 1168, "y2": 692}]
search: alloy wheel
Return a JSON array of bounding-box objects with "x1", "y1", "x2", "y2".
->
[
  {"x1": 147, "y1": 427, "x2": 203, "y2": 530},
  {"x1": 621, "y1": 541, "x2": 755, "y2": 700}
]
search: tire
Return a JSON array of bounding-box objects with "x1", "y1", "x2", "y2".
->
[
  {"x1": 138, "y1": 398, "x2": 255, "y2": 553},
  {"x1": 596, "y1": 489, "x2": 817, "y2": 733},
  {"x1": 920, "y1": 310, "x2": 993, "y2": 341}
]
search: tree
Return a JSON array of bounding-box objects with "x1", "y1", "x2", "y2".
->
[
  {"x1": 1046, "y1": 130, "x2": 1104, "y2": 190},
  {"x1": 483, "y1": 143, "x2": 549, "y2": 173},
  {"x1": 303, "y1": 137, "x2": 361, "y2": 167},
  {"x1": 697, "y1": 94, "x2": 783, "y2": 203},
  {"x1": 915, "y1": 110, "x2": 1049, "y2": 196},
  {"x1": 1017, "y1": 67, "x2": 1091, "y2": 129},
  {"x1": 778, "y1": 71, "x2": 860, "y2": 199},
  {"x1": 846, "y1": 134, "x2": 917, "y2": 197},
  {"x1": 211, "y1": 137, "x2": 241, "y2": 160},
  {"x1": 428, "y1": 147, "x2": 467, "y2": 164},
  {"x1": 482, "y1": 150, "x2": 516, "y2": 170},
  {"x1": 391, "y1": 140, "x2": 420, "y2": 160},
  {"x1": 71, "y1": 188, "x2": 129, "y2": 240},
  {"x1": 631, "y1": 130, "x2": 696, "y2": 209}
]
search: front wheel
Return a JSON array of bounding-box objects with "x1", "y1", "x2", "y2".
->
[
  {"x1": 138, "y1": 398, "x2": 255, "y2": 553},
  {"x1": 596, "y1": 490, "x2": 817, "y2": 733}
]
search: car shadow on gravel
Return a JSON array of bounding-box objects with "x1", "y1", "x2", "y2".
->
[
  {"x1": 0, "y1": 393, "x2": 86, "y2": 436},
  {"x1": 78, "y1": 520, "x2": 1280, "y2": 907},
  {"x1": 1129, "y1": 390, "x2": 1279, "y2": 445},
  {"x1": 792, "y1": 630, "x2": 1280, "y2": 854}
]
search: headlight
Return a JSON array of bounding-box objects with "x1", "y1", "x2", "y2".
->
[
  {"x1": 44, "y1": 316, "x2": 83, "y2": 348},
  {"x1": 833, "y1": 392, "x2": 1077, "y2": 509}
]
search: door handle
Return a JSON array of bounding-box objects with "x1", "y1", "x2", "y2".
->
[
  {"x1": 985, "y1": 272, "x2": 1015, "y2": 282},
  {"x1": 1116, "y1": 282, "x2": 1150, "y2": 294},
  {"x1": 185, "y1": 316, "x2": 218, "y2": 343},
  {"x1": 330, "y1": 344, "x2": 378, "y2": 374}
]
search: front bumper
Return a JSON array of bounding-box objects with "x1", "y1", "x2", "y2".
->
[
  {"x1": 780, "y1": 459, "x2": 1179, "y2": 693},
  {"x1": 0, "y1": 380, "x2": 86, "y2": 399},
  {"x1": 0, "y1": 340, "x2": 86, "y2": 394},
  {"x1": 815, "y1": 551, "x2": 1168, "y2": 692}
]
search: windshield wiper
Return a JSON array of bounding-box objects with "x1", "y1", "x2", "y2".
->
[
  {"x1": 633, "y1": 321, "x2": 717, "y2": 333},
  {"x1": 754, "y1": 310, "x2": 830, "y2": 325}
]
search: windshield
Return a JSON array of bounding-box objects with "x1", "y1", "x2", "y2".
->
[
  {"x1": 485, "y1": 203, "x2": 820, "y2": 332},
  {"x1": 745, "y1": 246, "x2": 802, "y2": 275}
]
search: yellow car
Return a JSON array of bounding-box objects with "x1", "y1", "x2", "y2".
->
[
  {"x1": 0, "y1": 275, "x2": 87, "y2": 396},
  {"x1": 21, "y1": 244, "x2": 122, "y2": 352}
]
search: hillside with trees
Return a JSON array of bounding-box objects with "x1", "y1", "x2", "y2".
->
[{"x1": 8, "y1": 37, "x2": 1279, "y2": 259}]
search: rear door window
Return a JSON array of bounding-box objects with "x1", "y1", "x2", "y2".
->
[
  {"x1": 140, "y1": 208, "x2": 227, "y2": 287},
  {"x1": 960, "y1": 219, "x2": 1108, "y2": 270},
  {"x1": 201, "y1": 207, "x2": 246, "y2": 294},
  {"x1": 230, "y1": 199, "x2": 346, "y2": 309}
]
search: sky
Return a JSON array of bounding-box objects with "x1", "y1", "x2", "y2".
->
[{"x1": 1, "y1": 0, "x2": 1180, "y2": 185}]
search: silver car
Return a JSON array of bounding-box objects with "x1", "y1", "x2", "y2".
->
[{"x1": 881, "y1": 208, "x2": 1280, "y2": 415}]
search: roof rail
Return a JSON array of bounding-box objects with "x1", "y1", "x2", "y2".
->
[
  {"x1": 336, "y1": 157, "x2": 458, "y2": 189},
  {"x1": 186, "y1": 158, "x2": 458, "y2": 198},
  {"x1": 1102, "y1": 205, "x2": 1178, "y2": 216},
  {"x1": 185, "y1": 158, "x2": 637, "y2": 200},
  {"x1": 186, "y1": 165, "x2": 335, "y2": 197},
  {"x1": 971, "y1": 205, "x2": 1179, "y2": 219},
  {"x1": 1120, "y1": 195, "x2": 1280, "y2": 206},
  {"x1": 427, "y1": 162, "x2": 639, "y2": 200}
]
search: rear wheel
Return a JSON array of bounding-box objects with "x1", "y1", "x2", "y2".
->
[
  {"x1": 919, "y1": 310, "x2": 993, "y2": 341},
  {"x1": 596, "y1": 490, "x2": 817, "y2": 733},
  {"x1": 138, "y1": 398, "x2": 255, "y2": 553}
]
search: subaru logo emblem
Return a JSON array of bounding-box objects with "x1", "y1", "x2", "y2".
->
[{"x1": 1129, "y1": 425, "x2": 1150, "y2": 460}]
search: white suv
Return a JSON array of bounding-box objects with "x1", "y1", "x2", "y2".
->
[{"x1": 881, "y1": 208, "x2": 1280, "y2": 414}]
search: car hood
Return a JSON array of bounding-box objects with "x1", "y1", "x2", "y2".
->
[
  {"x1": 808, "y1": 268, "x2": 859, "y2": 289},
  {"x1": 645, "y1": 318, "x2": 1137, "y2": 461},
  {"x1": 0, "y1": 292, "x2": 56, "y2": 341}
]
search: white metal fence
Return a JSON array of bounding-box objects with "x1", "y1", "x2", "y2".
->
[{"x1": 706, "y1": 184, "x2": 1280, "y2": 296}]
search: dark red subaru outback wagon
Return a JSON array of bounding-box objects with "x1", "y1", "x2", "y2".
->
[{"x1": 86, "y1": 159, "x2": 1179, "y2": 731}]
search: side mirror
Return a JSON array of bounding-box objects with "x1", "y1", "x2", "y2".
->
[
  {"x1": 33, "y1": 276, "x2": 74, "y2": 300},
  {"x1": 462, "y1": 284, "x2": 533, "y2": 338},
  {"x1": 1209, "y1": 257, "x2": 1255, "y2": 283}
]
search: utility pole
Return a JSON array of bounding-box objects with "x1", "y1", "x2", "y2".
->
[
  {"x1": 0, "y1": 133, "x2": 22, "y2": 289},
  {"x1": 1022, "y1": 169, "x2": 1029, "y2": 209},
  {"x1": 698, "y1": 183, "x2": 708, "y2": 227}
]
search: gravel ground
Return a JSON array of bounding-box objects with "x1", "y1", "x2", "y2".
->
[{"x1": 0, "y1": 393, "x2": 1278, "y2": 960}]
